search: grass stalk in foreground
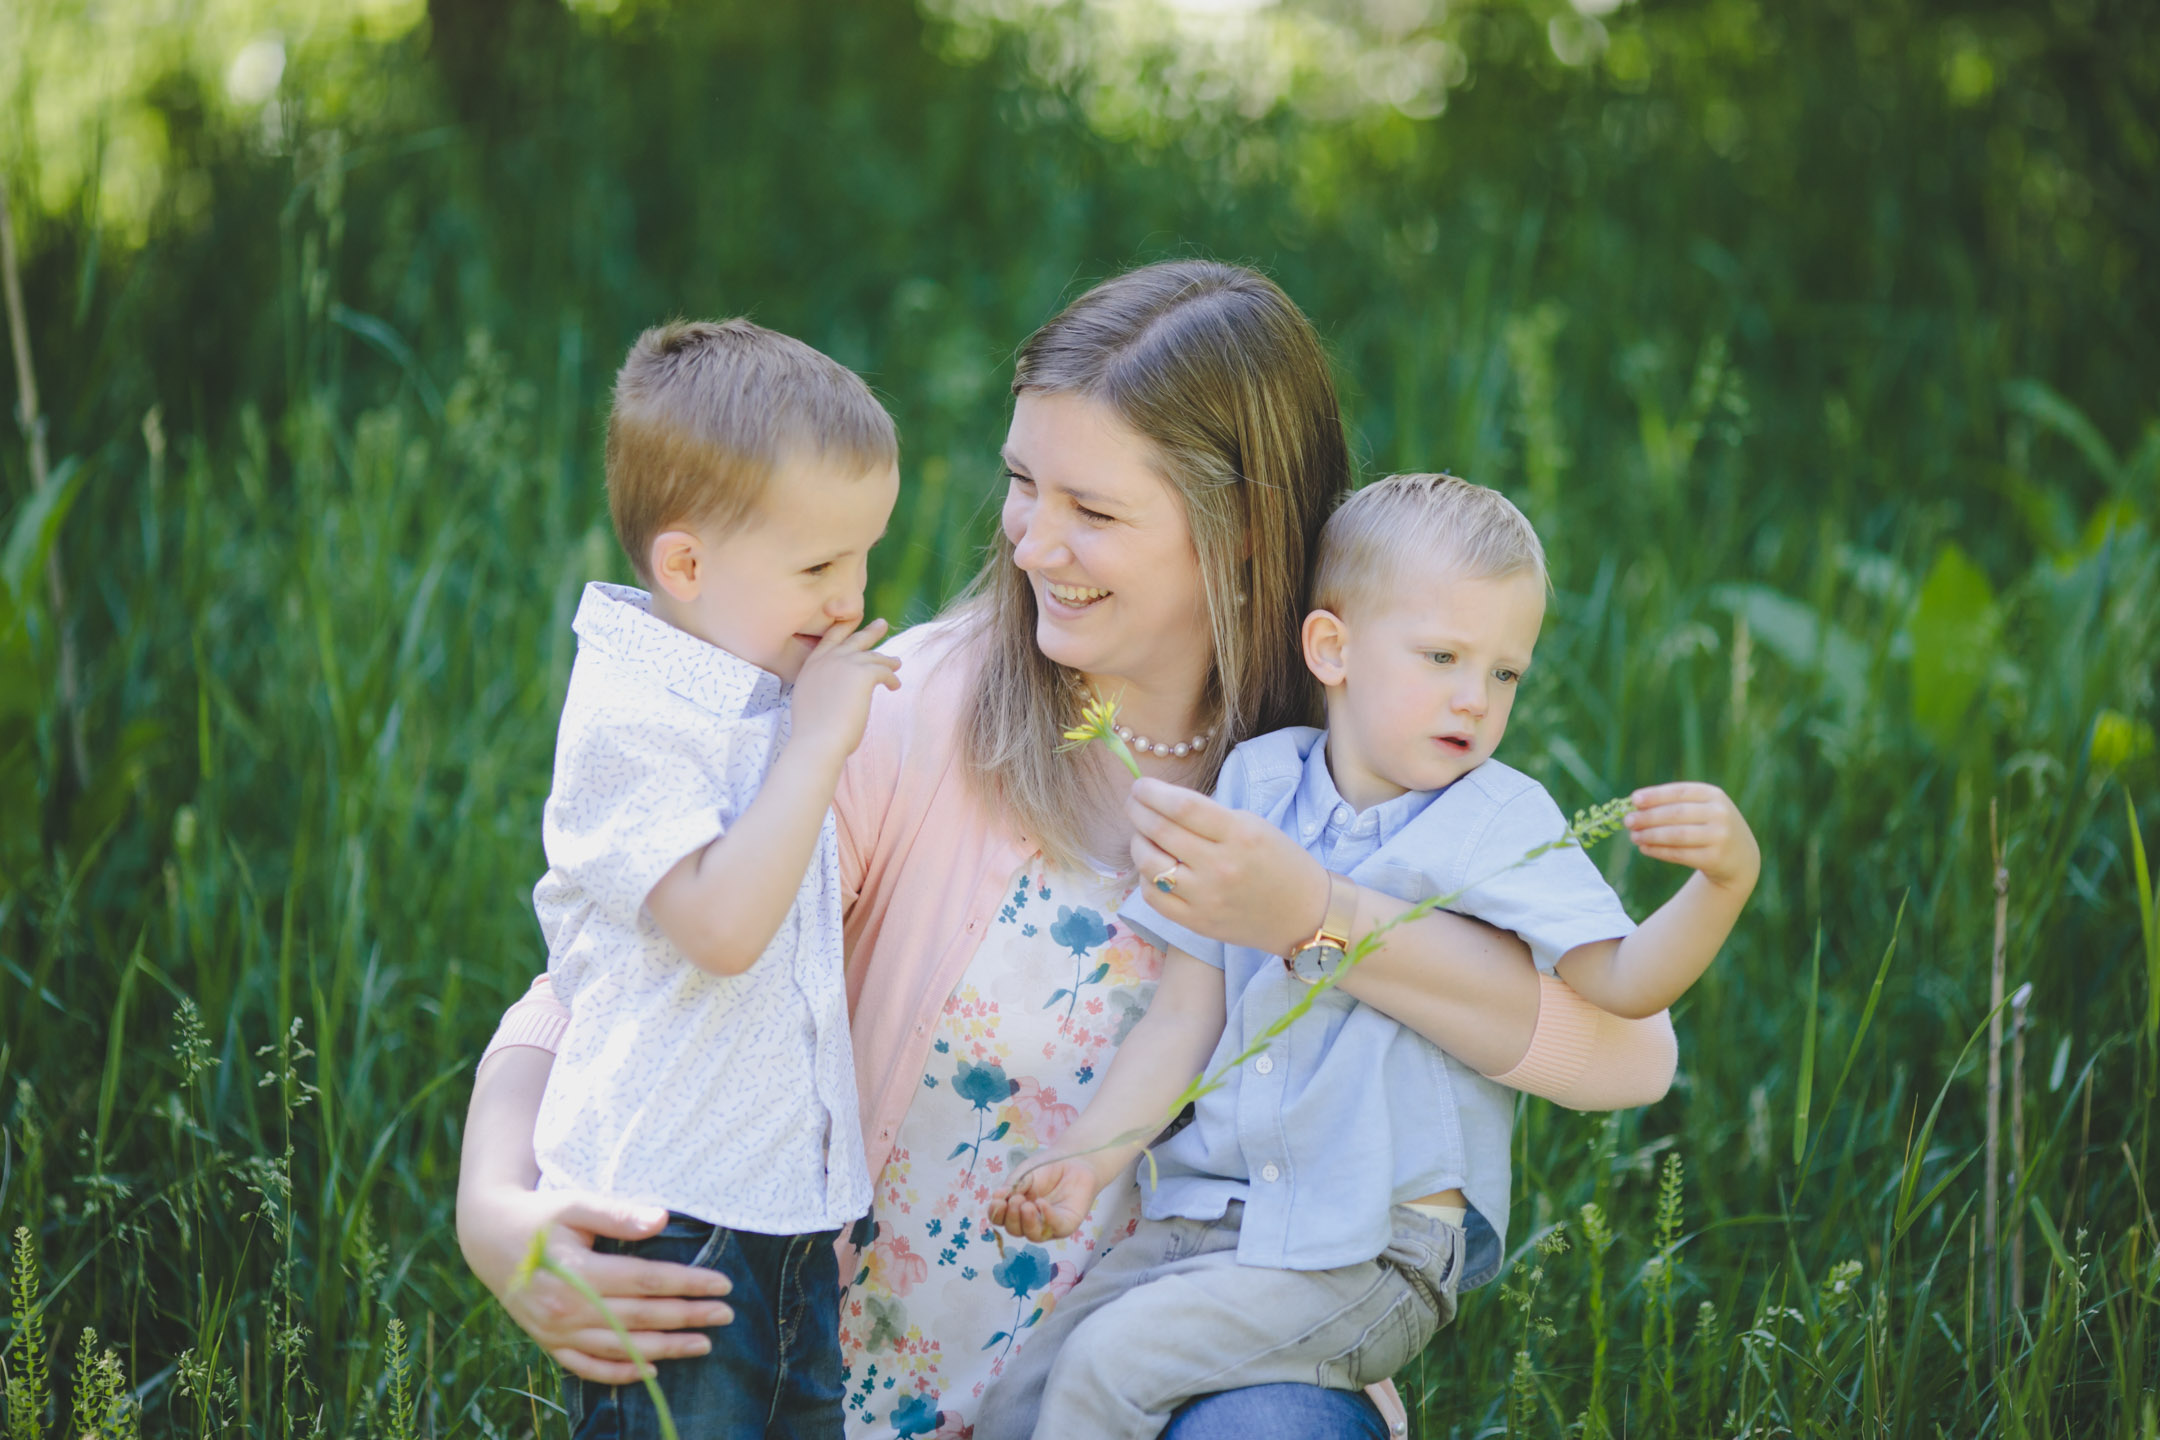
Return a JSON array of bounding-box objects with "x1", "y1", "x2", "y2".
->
[{"x1": 513, "y1": 1230, "x2": 682, "y2": 1440}]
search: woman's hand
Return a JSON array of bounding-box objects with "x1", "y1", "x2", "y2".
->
[
  {"x1": 1126, "y1": 777, "x2": 1330, "y2": 955},
  {"x1": 458, "y1": 1046, "x2": 734, "y2": 1383},
  {"x1": 458, "y1": 1185, "x2": 738, "y2": 1383}
]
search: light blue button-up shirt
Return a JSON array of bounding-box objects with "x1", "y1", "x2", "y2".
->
[{"x1": 1118, "y1": 726, "x2": 1635, "y2": 1284}]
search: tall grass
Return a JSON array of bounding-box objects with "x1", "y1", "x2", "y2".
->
[{"x1": 3, "y1": 0, "x2": 2158, "y2": 1435}]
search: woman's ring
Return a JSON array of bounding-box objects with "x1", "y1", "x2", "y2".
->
[{"x1": 1153, "y1": 863, "x2": 1180, "y2": 894}]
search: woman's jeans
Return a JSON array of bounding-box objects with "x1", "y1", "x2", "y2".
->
[
  {"x1": 1167, "y1": 1385, "x2": 1392, "y2": 1440},
  {"x1": 569, "y1": 1214, "x2": 846, "y2": 1440}
]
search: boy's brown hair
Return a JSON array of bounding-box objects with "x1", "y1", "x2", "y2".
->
[
  {"x1": 605, "y1": 319, "x2": 898, "y2": 581},
  {"x1": 1313, "y1": 473, "x2": 1548, "y2": 619}
]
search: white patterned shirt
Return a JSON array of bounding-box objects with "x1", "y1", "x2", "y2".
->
[{"x1": 532, "y1": 582, "x2": 870, "y2": 1234}]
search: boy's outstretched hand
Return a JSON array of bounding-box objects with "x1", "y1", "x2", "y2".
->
[
  {"x1": 988, "y1": 1158, "x2": 1097, "y2": 1243},
  {"x1": 1624, "y1": 782, "x2": 1760, "y2": 892}
]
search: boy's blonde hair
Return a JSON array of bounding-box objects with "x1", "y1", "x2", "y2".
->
[
  {"x1": 605, "y1": 319, "x2": 897, "y2": 582},
  {"x1": 1312, "y1": 473, "x2": 1547, "y2": 618}
]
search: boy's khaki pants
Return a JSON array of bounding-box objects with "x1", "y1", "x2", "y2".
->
[{"x1": 973, "y1": 1201, "x2": 1463, "y2": 1440}]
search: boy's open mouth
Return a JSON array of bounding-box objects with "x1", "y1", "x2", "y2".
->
[{"x1": 1435, "y1": 734, "x2": 1473, "y2": 754}]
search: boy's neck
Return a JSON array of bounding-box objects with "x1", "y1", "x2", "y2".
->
[
  {"x1": 646, "y1": 586, "x2": 730, "y2": 657},
  {"x1": 1321, "y1": 726, "x2": 1410, "y2": 814}
]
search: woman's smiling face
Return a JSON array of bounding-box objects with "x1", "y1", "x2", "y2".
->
[{"x1": 999, "y1": 391, "x2": 1213, "y2": 702}]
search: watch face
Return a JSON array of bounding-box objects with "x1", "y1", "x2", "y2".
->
[{"x1": 1289, "y1": 943, "x2": 1347, "y2": 984}]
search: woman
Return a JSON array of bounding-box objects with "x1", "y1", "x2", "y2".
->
[{"x1": 458, "y1": 260, "x2": 1675, "y2": 1438}]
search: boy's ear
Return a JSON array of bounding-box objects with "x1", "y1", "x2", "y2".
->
[
  {"x1": 1301, "y1": 609, "x2": 1349, "y2": 687},
  {"x1": 649, "y1": 529, "x2": 703, "y2": 601}
]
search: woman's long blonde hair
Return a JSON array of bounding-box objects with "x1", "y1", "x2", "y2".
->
[{"x1": 955, "y1": 260, "x2": 1350, "y2": 867}]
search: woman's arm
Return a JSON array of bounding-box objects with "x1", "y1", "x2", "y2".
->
[
  {"x1": 1125, "y1": 779, "x2": 1677, "y2": 1106},
  {"x1": 457, "y1": 1045, "x2": 737, "y2": 1382}
]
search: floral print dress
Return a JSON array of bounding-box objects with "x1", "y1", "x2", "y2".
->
[{"x1": 838, "y1": 858, "x2": 1163, "y2": 1438}]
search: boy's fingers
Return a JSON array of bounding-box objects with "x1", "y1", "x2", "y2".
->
[
  {"x1": 1630, "y1": 824, "x2": 1720, "y2": 848},
  {"x1": 1626, "y1": 803, "x2": 1721, "y2": 829},
  {"x1": 841, "y1": 617, "x2": 891, "y2": 651},
  {"x1": 1630, "y1": 782, "x2": 1716, "y2": 808}
]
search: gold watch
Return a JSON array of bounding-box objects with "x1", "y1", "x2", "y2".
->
[{"x1": 1283, "y1": 871, "x2": 1357, "y2": 985}]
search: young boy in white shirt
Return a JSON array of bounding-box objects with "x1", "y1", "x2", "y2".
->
[
  {"x1": 532, "y1": 319, "x2": 902, "y2": 1439},
  {"x1": 978, "y1": 474, "x2": 1759, "y2": 1440}
]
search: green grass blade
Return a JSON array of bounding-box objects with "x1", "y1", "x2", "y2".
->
[
  {"x1": 1895, "y1": 994, "x2": 2009, "y2": 1237},
  {"x1": 1799, "y1": 896, "x2": 1905, "y2": 1191},
  {"x1": 1793, "y1": 924, "x2": 1821, "y2": 1168},
  {"x1": 93, "y1": 934, "x2": 145, "y2": 1170},
  {"x1": 2129, "y1": 794, "x2": 2157, "y2": 1040},
  {"x1": 2024, "y1": 1195, "x2": 2079, "y2": 1284}
]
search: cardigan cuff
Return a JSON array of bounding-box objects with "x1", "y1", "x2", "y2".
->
[
  {"x1": 478, "y1": 988, "x2": 571, "y2": 1071},
  {"x1": 1482, "y1": 972, "x2": 1597, "y2": 1097}
]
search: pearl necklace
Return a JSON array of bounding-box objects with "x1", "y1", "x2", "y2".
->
[
  {"x1": 1060, "y1": 671, "x2": 1216, "y2": 760},
  {"x1": 1114, "y1": 722, "x2": 1214, "y2": 760}
]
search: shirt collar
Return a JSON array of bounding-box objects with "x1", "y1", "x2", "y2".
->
[
  {"x1": 571, "y1": 582, "x2": 786, "y2": 720},
  {"x1": 1291, "y1": 733, "x2": 1443, "y2": 849}
]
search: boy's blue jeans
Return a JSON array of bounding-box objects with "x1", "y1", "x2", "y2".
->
[{"x1": 570, "y1": 1214, "x2": 847, "y2": 1440}]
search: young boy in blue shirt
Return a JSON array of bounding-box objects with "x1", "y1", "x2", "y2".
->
[{"x1": 977, "y1": 474, "x2": 1759, "y2": 1440}]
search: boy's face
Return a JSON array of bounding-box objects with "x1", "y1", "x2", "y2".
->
[
  {"x1": 1304, "y1": 566, "x2": 1546, "y2": 804},
  {"x1": 650, "y1": 452, "x2": 900, "y2": 682}
]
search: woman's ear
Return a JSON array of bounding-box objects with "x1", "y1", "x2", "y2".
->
[
  {"x1": 649, "y1": 529, "x2": 703, "y2": 601},
  {"x1": 1301, "y1": 608, "x2": 1349, "y2": 687}
]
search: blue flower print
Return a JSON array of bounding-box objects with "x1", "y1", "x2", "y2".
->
[
  {"x1": 947, "y1": 1059, "x2": 1017, "y2": 1179},
  {"x1": 891, "y1": 1391, "x2": 944, "y2": 1437},
  {"x1": 1045, "y1": 906, "x2": 1115, "y2": 1020},
  {"x1": 982, "y1": 1243, "x2": 1054, "y2": 1358}
]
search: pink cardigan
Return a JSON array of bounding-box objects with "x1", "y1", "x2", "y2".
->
[{"x1": 484, "y1": 618, "x2": 1676, "y2": 1426}]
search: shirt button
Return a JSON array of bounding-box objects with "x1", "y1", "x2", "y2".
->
[
  {"x1": 1254, "y1": 1055, "x2": 1274, "y2": 1075},
  {"x1": 1260, "y1": 1163, "x2": 1282, "y2": 1183}
]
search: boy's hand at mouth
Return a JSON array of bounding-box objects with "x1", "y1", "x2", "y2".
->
[{"x1": 1623, "y1": 782, "x2": 1760, "y2": 892}]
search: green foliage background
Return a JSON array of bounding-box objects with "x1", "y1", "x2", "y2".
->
[{"x1": 2, "y1": 0, "x2": 2157, "y2": 1434}]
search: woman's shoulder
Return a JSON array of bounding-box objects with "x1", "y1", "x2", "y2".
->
[
  {"x1": 846, "y1": 609, "x2": 989, "y2": 785},
  {"x1": 883, "y1": 611, "x2": 984, "y2": 671}
]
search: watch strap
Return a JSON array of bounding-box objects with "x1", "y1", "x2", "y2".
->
[{"x1": 1283, "y1": 871, "x2": 1357, "y2": 979}]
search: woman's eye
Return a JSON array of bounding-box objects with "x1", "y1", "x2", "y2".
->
[
  {"x1": 1005, "y1": 469, "x2": 1034, "y2": 487},
  {"x1": 1076, "y1": 504, "x2": 1114, "y2": 524}
]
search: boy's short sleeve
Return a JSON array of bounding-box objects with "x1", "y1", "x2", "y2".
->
[
  {"x1": 542, "y1": 700, "x2": 742, "y2": 933},
  {"x1": 1448, "y1": 785, "x2": 1636, "y2": 973},
  {"x1": 1115, "y1": 893, "x2": 1225, "y2": 969}
]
